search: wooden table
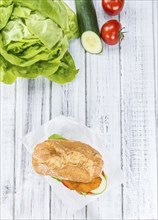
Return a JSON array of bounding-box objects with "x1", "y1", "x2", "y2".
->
[{"x1": 1, "y1": 0, "x2": 157, "y2": 219}]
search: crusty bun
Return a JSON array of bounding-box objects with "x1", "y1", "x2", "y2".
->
[{"x1": 32, "y1": 139, "x2": 104, "y2": 183}]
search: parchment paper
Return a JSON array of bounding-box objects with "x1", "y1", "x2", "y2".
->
[{"x1": 22, "y1": 115, "x2": 123, "y2": 214}]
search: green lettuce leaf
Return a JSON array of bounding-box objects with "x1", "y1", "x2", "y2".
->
[
  {"x1": 48, "y1": 134, "x2": 66, "y2": 140},
  {"x1": 0, "y1": 33, "x2": 68, "y2": 67},
  {"x1": 0, "y1": 0, "x2": 13, "y2": 7},
  {"x1": 62, "y1": 1, "x2": 79, "y2": 39},
  {"x1": 14, "y1": 0, "x2": 69, "y2": 33},
  {"x1": 0, "y1": 55, "x2": 17, "y2": 84},
  {"x1": 2, "y1": 18, "x2": 32, "y2": 45},
  {"x1": 25, "y1": 13, "x2": 63, "y2": 49},
  {"x1": 11, "y1": 6, "x2": 31, "y2": 19},
  {"x1": 0, "y1": 4, "x2": 13, "y2": 30},
  {"x1": 0, "y1": 0, "x2": 79, "y2": 84},
  {"x1": 47, "y1": 52, "x2": 78, "y2": 84}
]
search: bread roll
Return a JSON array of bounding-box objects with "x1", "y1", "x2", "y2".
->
[{"x1": 32, "y1": 139, "x2": 104, "y2": 183}]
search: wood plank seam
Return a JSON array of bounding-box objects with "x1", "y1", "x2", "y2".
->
[
  {"x1": 13, "y1": 82, "x2": 17, "y2": 220},
  {"x1": 49, "y1": 81, "x2": 52, "y2": 220},
  {"x1": 152, "y1": 1, "x2": 158, "y2": 218},
  {"x1": 85, "y1": 51, "x2": 88, "y2": 220},
  {"x1": 119, "y1": 25, "x2": 124, "y2": 220}
]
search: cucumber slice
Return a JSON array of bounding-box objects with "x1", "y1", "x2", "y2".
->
[
  {"x1": 75, "y1": 0, "x2": 103, "y2": 54},
  {"x1": 81, "y1": 31, "x2": 103, "y2": 54},
  {"x1": 52, "y1": 172, "x2": 107, "y2": 196},
  {"x1": 90, "y1": 172, "x2": 107, "y2": 195}
]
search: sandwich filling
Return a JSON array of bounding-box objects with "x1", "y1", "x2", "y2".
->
[
  {"x1": 52, "y1": 171, "x2": 107, "y2": 196},
  {"x1": 62, "y1": 176, "x2": 102, "y2": 193}
]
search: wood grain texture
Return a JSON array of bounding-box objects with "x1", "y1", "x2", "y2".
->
[
  {"x1": 153, "y1": 0, "x2": 158, "y2": 170},
  {"x1": 86, "y1": 1, "x2": 122, "y2": 219},
  {"x1": 14, "y1": 78, "x2": 50, "y2": 220},
  {"x1": 0, "y1": 84, "x2": 16, "y2": 220},
  {"x1": 120, "y1": 1, "x2": 157, "y2": 219},
  {"x1": 50, "y1": 38, "x2": 87, "y2": 220},
  {"x1": 50, "y1": 24, "x2": 87, "y2": 220},
  {"x1": 0, "y1": 0, "x2": 157, "y2": 220},
  {"x1": 153, "y1": 1, "x2": 158, "y2": 218},
  {"x1": 49, "y1": 2, "x2": 87, "y2": 219}
]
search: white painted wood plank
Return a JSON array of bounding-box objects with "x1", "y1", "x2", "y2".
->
[
  {"x1": 66, "y1": 39, "x2": 86, "y2": 220},
  {"x1": 50, "y1": 1, "x2": 86, "y2": 219},
  {"x1": 50, "y1": 34, "x2": 87, "y2": 220},
  {"x1": 86, "y1": 1, "x2": 122, "y2": 219},
  {"x1": 14, "y1": 78, "x2": 50, "y2": 220},
  {"x1": 86, "y1": 48, "x2": 122, "y2": 219},
  {"x1": 0, "y1": 84, "x2": 16, "y2": 220},
  {"x1": 120, "y1": 1, "x2": 157, "y2": 219},
  {"x1": 153, "y1": 0, "x2": 158, "y2": 160}
]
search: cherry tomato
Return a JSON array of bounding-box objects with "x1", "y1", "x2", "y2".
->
[
  {"x1": 101, "y1": 20, "x2": 124, "y2": 45},
  {"x1": 102, "y1": 0, "x2": 125, "y2": 16}
]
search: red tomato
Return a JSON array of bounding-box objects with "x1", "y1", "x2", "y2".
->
[
  {"x1": 101, "y1": 20, "x2": 124, "y2": 45},
  {"x1": 102, "y1": 0, "x2": 125, "y2": 16}
]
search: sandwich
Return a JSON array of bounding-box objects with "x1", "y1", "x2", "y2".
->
[{"x1": 32, "y1": 135, "x2": 107, "y2": 196}]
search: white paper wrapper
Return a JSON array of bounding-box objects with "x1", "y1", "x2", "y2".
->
[{"x1": 22, "y1": 115, "x2": 123, "y2": 214}]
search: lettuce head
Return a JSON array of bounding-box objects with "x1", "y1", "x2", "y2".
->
[{"x1": 0, "y1": 0, "x2": 79, "y2": 84}]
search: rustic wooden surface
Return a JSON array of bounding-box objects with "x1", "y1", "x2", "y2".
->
[{"x1": 0, "y1": 0, "x2": 157, "y2": 219}]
